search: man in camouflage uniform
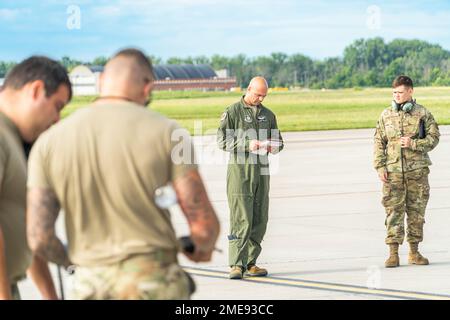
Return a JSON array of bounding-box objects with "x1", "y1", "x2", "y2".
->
[
  {"x1": 374, "y1": 75, "x2": 440, "y2": 268},
  {"x1": 217, "y1": 77, "x2": 283, "y2": 279}
]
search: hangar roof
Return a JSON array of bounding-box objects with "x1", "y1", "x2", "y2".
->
[
  {"x1": 70, "y1": 64, "x2": 218, "y2": 80},
  {"x1": 153, "y1": 64, "x2": 217, "y2": 80}
]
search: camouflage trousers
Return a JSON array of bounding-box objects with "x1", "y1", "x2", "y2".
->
[
  {"x1": 11, "y1": 283, "x2": 21, "y2": 300},
  {"x1": 382, "y1": 167, "x2": 430, "y2": 245},
  {"x1": 70, "y1": 252, "x2": 193, "y2": 300}
]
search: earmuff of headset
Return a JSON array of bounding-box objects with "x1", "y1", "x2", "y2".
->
[{"x1": 391, "y1": 99, "x2": 415, "y2": 113}]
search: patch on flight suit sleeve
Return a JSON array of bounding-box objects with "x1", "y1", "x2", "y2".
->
[{"x1": 220, "y1": 112, "x2": 227, "y2": 122}]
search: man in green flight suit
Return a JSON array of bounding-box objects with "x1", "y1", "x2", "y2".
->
[
  {"x1": 217, "y1": 77, "x2": 284, "y2": 279},
  {"x1": 374, "y1": 75, "x2": 440, "y2": 268}
]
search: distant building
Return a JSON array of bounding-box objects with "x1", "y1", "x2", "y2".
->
[
  {"x1": 69, "y1": 65, "x2": 103, "y2": 95},
  {"x1": 152, "y1": 64, "x2": 237, "y2": 91},
  {"x1": 69, "y1": 64, "x2": 237, "y2": 96},
  {"x1": 215, "y1": 69, "x2": 230, "y2": 78}
]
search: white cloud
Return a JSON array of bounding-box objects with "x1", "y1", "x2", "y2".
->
[
  {"x1": 92, "y1": 5, "x2": 122, "y2": 17},
  {"x1": 0, "y1": 8, "x2": 21, "y2": 20},
  {"x1": 118, "y1": 0, "x2": 228, "y2": 7}
]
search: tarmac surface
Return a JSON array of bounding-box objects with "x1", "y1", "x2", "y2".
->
[{"x1": 19, "y1": 126, "x2": 450, "y2": 300}]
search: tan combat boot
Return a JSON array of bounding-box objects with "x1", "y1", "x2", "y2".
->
[
  {"x1": 246, "y1": 265, "x2": 268, "y2": 277},
  {"x1": 385, "y1": 243, "x2": 400, "y2": 268},
  {"x1": 229, "y1": 266, "x2": 244, "y2": 280},
  {"x1": 408, "y1": 242, "x2": 429, "y2": 265}
]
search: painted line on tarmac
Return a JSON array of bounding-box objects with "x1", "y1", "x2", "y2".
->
[
  {"x1": 211, "y1": 186, "x2": 450, "y2": 203},
  {"x1": 183, "y1": 267, "x2": 450, "y2": 300},
  {"x1": 286, "y1": 132, "x2": 450, "y2": 144}
]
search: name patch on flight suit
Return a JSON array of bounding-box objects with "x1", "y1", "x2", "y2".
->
[{"x1": 257, "y1": 115, "x2": 267, "y2": 122}]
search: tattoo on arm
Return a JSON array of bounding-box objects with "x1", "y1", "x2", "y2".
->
[
  {"x1": 173, "y1": 170, "x2": 219, "y2": 249},
  {"x1": 27, "y1": 188, "x2": 71, "y2": 268}
]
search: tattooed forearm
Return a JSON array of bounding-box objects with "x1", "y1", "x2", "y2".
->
[
  {"x1": 38, "y1": 237, "x2": 71, "y2": 268},
  {"x1": 27, "y1": 188, "x2": 71, "y2": 268},
  {"x1": 173, "y1": 170, "x2": 220, "y2": 252},
  {"x1": 174, "y1": 170, "x2": 214, "y2": 222}
]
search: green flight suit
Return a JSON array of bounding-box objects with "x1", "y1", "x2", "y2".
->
[
  {"x1": 373, "y1": 102, "x2": 440, "y2": 244},
  {"x1": 217, "y1": 97, "x2": 284, "y2": 268}
]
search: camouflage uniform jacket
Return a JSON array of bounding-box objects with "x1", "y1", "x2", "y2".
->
[{"x1": 373, "y1": 103, "x2": 440, "y2": 174}]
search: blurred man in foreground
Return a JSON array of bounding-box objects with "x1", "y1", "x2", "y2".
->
[
  {"x1": 0, "y1": 56, "x2": 71, "y2": 299},
  {"x1": 27, "y1": 48, "x2": 220, "y2": 299}
]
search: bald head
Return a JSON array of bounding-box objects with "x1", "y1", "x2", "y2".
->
[
  {"x1": 244, "y1": 76, "x2": 269, "y2": 106},
  {"x1": 99, "y1": 48, "x2": 154, "y2": 105},
  {"x1": 249, "y1": 76, "x2": 268, "y2": 91}
]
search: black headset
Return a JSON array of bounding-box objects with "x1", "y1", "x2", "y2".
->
[{"x1": 391, "y1": 99, "x2": 416, "y2": 113}]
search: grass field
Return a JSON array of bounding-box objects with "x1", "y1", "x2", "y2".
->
[{"x1": 63, "y1": 87, "x2": 450, "y2": 135}]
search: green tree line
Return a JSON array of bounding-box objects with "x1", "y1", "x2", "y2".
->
[{"x1": 1, "y1": 38, "x2": 450, "y2": 88}]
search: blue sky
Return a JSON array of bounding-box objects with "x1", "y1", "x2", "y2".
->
[{"x1": 1, "y1": 0, "x2": 450, "y2": 62}]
